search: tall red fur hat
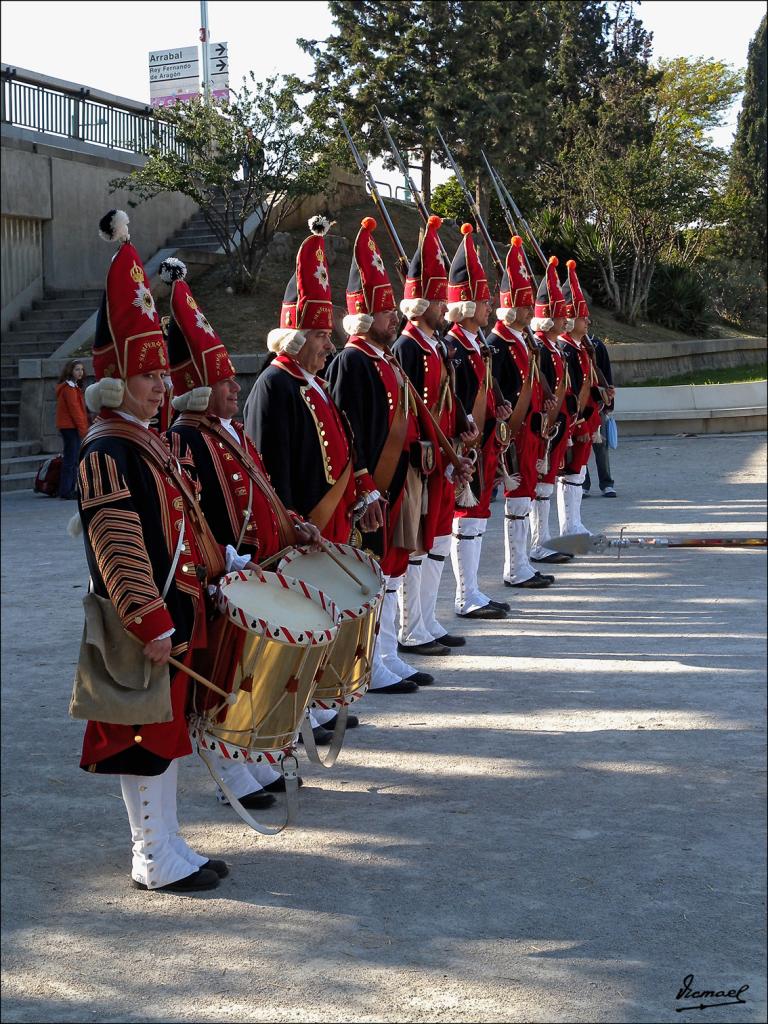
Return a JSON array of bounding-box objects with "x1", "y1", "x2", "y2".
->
[
  {"x1": 346, "y1": 216, "x2": 396, "y2": 315},
  {"x1": 447, "y1": 224, "x2": 491, "y2": 304},
  {"x1": 499, "y1": 236, "x2": 536, "y2": 310},
  {"x1": 279, "y1": 216, "x2": 335, "y2": 332},
  {"x1": 534, "y1": 255, "x2": 567, "y2": 319},
  {"x1": 562, "y1": 259, "x2": 590, "y2": 319},
  {"x1": 91, "y1": 210, "x2": 168, "y2": 382},
  {"x1": 160, "y1": 258, "x2": 236, "y2": 411},
  {"x1": 403, "y1": 215, "x2": 448, "y2": 304}
]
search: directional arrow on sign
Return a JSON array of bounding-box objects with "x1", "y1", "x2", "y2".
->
[
  {"x1": 214, "y1": 42, "x2": 227, "y2": 56},
  {"x1": 214, "y1": 58, "x2": 227, "y2": 73}
]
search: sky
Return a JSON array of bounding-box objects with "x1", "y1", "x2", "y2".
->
[{"x1": 1, "y1": 0, "x2": 764, "y2": 190}]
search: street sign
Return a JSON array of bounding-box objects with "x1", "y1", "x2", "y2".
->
[
  {"x1": 148, "y1": 41, "x2": 229, "y2": 106},
  {"x1": 149, "y1": 45, "x2": 200, "y2": 107},
  {"x1": 207, "y1": 42, "x2": 229, "y2": 101}
]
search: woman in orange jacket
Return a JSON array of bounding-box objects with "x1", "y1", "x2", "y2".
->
[{"x1": 55, "y1": 360, "x2": 89, "y2": 499}]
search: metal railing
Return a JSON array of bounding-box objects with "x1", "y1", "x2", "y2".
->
[{"x1": 1, "y1": 65, "x2": 186, "y2": 158}]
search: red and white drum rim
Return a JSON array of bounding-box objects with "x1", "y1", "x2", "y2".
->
[
  {"x1": 278, "y1": 544, "x2": 384, "y2": 620},
  {"x1": 216, "y1": 568, "x2": 339, "y2": 646},
  {"x1": 191, "y1": 722, "x2": 292, "y2": 765}
]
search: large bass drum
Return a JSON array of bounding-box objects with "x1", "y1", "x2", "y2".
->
[
  {"x1": 188, "y1": 569, "x2": 338, "y2": 765},
  {"x1": 278, "y1": 543, "x2": 384, "y2": 711}
]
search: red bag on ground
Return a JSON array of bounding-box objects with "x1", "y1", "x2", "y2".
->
[{"x1": 34, "y1": 455, "x2": 63, "y2": 497}]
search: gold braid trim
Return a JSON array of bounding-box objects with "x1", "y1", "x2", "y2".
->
[{"x1": 89, "y1": 507, "x2": 163, "y2": 623}]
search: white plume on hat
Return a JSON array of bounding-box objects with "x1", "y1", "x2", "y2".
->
[
  {"x1": 267, "y1": 328, "x2": 306, "y2": 355},
  {"x1": 308, "y1": 215, "x2": 332, "y2": 236},
  {"x1": 98, "y1": 209, "x2": 130, "y2": 243},
  {"x1": 85, "y1": 377, "x2": 125, "y2": 412},
  {"x1": 400, "y1": 297, "x2": 430, "y2": 319},
  {"x1": 445, "y1": 301, "x2": 476, "y2": 323},
  {"x1": 159, "y1": 258, "x2": 188, "y2": 283},
  {"x1": 342, "y1": 313, "x2": 373, "y2": 336}
]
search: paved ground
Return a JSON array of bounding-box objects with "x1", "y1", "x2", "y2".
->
[{"x1": 1, "y1": 433, "x2": 766, "y2": 1024}]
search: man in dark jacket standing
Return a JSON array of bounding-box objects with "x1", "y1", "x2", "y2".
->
[{"x1": 583, "y1": 328, "x2": 617, "y2": 497}]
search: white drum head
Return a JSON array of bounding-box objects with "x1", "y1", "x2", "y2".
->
[
  {"x1": 217, "y1": 569, "x2": 338, "y2": 646},
  {"x1": 279, "y1": 544, "x2": 383, "y2": 619}
]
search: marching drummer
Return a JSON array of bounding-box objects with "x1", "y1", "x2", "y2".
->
[
  {"x1": 160, "y1": 257, "x2": 321, "y2": 809},
  {"x1": 242, "y1": 216, "x2": 366, "y2": 735},
  {"x1": 70, "y1": 212, "x2": 242, "y2": 894}
]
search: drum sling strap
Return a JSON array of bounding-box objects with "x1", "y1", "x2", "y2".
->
[
  {"x1": 83, "y1": 420, "x2": 225, "y2": 581},
  {"x1": 196, "y1": 745, "x2": 302, "y2": 836},
  {"x1": 176, "y1": 415, "x2": 299, "y2": 549},
  {"x1": 372, "y1": 355, "x2": 410, "y2": 495}
]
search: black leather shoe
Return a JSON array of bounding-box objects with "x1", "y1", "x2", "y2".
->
[
  {"x1": 434, "y1": 633, "x2": 466, "y2": 647},
  {"x1": 322, "y1": 713, "x2": 360, "y2": 730},
  {"x1": 458, "y1": 605, "x2": 507, "y2": 620},
  {"x1": 297, "y1": 725, "x2": 334, "y2": 746},
  {"x1": 368, "y1": 679, "x2": 419, "y2": 694},
  {"x1": 504, "y1": 575, "x2": 552, "y2": 589},
  {"x1": 406, "y1": 671, "x2": 434, "y2": 686},
  {"x1": 535, "y1": 571, "x2": 556, "y2": 583},
  {"x1": 531, "y1": 552, "x2": 573, "y2": 564},
  {"x1": 488, "y1": 599, "x2": 511, "y2": 611},
  {"x1": 201, "y1": 859, "x2": 229, "y2": 878},
  {"x1": 132, "y1": 867, "x2": 219, "y2": 892},
  {"x1": 260, "y1": 775, "x2": 304, "y2": 794},
  {"x1": 239, "y1": 789, "x2": 278, "y2": 809},
  {"x1": 398, "y1": 640, "x2": 451, "y2": 656}
]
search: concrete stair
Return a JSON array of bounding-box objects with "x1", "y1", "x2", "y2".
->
[
  {"x1": 165, "y1": 193, "x2": 247, "y2": 253},
  {"x1": 1, "y1": 439, "x2": 46, "y2": 492},
  {"x1": 0, "y1": 288, "x2": 101, "y2": 445}
]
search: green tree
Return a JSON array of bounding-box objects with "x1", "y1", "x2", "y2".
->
[
  {"x1": 558, "y1": 53, "x2": 741, "y2": 323},
  {"x1": 111, "y1": 75, "x2": 328, "y2": 292},
  {"x1": 299, "y1": 0, "x2": 547, "y2": 222},
  {"x1": 725, "y1": 14, "x2": 767, "y2": 267}
]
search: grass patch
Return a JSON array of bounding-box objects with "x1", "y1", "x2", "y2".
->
[{"x1": 625, "y1": 363, "x2": 767, "y2": 387}]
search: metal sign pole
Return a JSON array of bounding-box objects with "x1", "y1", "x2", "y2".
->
[{"x1": 200, "y1": 0, "x2": 211, "y2": 104}]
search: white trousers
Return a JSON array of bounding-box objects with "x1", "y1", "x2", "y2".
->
[
  {"x1": 557, "y1": 468, "x2": 591, "y2": 536},
  {"x1": 450, "y1": 517, "x2": 491, "y2": 613},
  {"x1": 370, "y1": 575, "x2": 414, "y2": 687},
  {"x1": 503, "y1": 496, "x2": 536, "y2": 585},
  {"x1": 120, "y1": 762, "x2": 202, "y2": 889},
  {"x1": 398, "y1": 535, "x2": 451, "y2": 644},
  {"x1": 530, "y1": 482, "x2": 558, "y2": 559}
]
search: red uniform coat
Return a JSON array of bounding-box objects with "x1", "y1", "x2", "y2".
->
[
  {"x1": 393, "y1": 322, "x2": 456, "y2": 540},
  {"x1": 560, "y1": 333, "x2": 602, "y2": 474},
  {"x1": 489, "y1": 323, "x2": 543, "y2": 500},
  {"x1": 326, "y1": 337, "x2": 419, "y2": 578},
  {"x1": 448, "y1": 325, "x2": 500, "y2": 519},
  {"x1": 169, "y1": 416, "x2": 285, "y2": 562},
  {"x1": 77, "y1": 413, "x2": 211, "y2": 774},
  {"x1": 244, "y1": 355, "x2": 358, "y2": 545},
  {"x1": 534, "y1": 331, "x2": 572, "y2": 485}
]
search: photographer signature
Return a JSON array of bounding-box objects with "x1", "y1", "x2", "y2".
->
[{"x1": 676, "y1": 974, "x2": 749, "y2": 1012}]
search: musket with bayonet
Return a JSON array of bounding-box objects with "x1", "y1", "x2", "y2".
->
[
  {"x1": 485, "y1": 160, "x2": 547, "y2": 271},
  {"x1": 332, "y1": 102, "x2": 471, "y2": 478},
  {"x1": 331, "y1": 99, "x2": 409, "y2": 282},
  {"x1": 489, "y1": 157, "x2": 612, "y2": 403},
  {"x1": 373, "y1": 107, "x2": 478, "y2": 438},
  {"x1": 549, "y1": 530, "x2": 767, "y2": 559},
  {"x1": 433, "y1": 127, "x2": 547, "y2": 445}
]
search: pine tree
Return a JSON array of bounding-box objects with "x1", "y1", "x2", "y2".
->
[{"x1": 726, "y1": 14, "x2": 767, "y2": 268}]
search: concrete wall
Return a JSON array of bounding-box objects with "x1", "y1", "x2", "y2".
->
[
  {"x1": 19, "y1": 352, "x2": 271, "y2": 453},
  {"x1": 1, "y1": 127, "x2": 197, "y2": 297},
  {"x1": 615, "y1": 380, "x2": 767, "y2": 435},
  {"x1": 608, "y1": 335, "x2": 767, "y2": 385}
]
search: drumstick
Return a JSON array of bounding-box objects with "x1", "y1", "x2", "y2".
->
[
  {"x1": 167, "y1": 655, "x2": 236, "y2": 703},
  {"x1": 322, "y1": 542, "x2": 371, "y2": 595}
]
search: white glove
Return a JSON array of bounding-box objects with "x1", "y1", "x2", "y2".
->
[{"x1": 535, "y1": 458, "x2": 548, "y2": 474}]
